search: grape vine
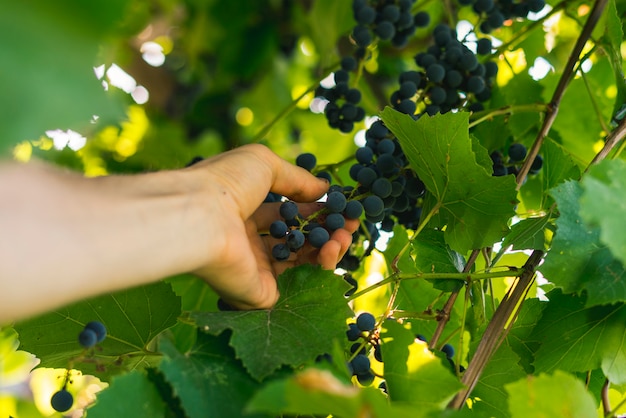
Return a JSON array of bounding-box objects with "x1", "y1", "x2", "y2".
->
[{"x1": 5, "y1": 0, "x2": 626, "y2": 417}]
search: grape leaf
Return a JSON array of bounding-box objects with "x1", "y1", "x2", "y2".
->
[
  {"x1": 411, "y1": 228, "x2": 465, "y2": 292},
  {"x1": 530, "y1": 289, "x2": 626, "y2": 385},
  {"x1": 380, "y1": 320, "x2": 463, "y2": 413},
  {"x1": 190, "y1": 265, "x2": 353, "y2": 380},
  {"x1": 85, "y1": 370, "x2": 166, "y2": 417},
  {"x1": 381, "y1": 109, "x2": 517, "y2": 253},
  {"x1": 580, "y1": 159, "x2": 626, "y2": 268},
  {"x1": 501, "y1": 216, "x2": 549, "y2": 251},
  {"x1": 506, "y1": 297, "x2": 548, "y2": 373},
  {"x1": 505, "y1": 371, "x2": 597, "y2": 418},
  {"x1": 470, "y1": 343, "x2": 526, "y2": 418},
  {"x1": 540, "y1": 180, "x2": 626, "y2": 306},
  {"x1": 246, "y1": 368, "x2": 417, "y2": 418},
  {"x1": 14, "y1": 281, "x2": 181, "y2": 381},
  {"x1": 158, "y1": 331, "x2": 264, "y2": 418}
]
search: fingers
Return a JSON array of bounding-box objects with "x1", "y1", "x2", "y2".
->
[{"x1": 196, "y1": 144, "x2": 328, "y2": 220}]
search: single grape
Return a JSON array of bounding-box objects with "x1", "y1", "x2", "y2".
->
[
  {"x1": 296, "y1": 153, "x2": 317, "y2": 171},
  {"x1": 355, "y1": 5, "x2": 376, "y2": 25},
  {"x1": 344, "y1": 200, "x2": 364, "y2": 219},
  {"x1": 78, "y1": 328, "x2": 98, "y2": 348},
  {"x1": 467, "y1": 76, "x2": 486, "y2": 94},
  {"x1": 376, "y1": 138, "x2": 395, "y2": 155},
  {"x1": 326, "y1": 191, "x2": 348, "y2": 213},
  {"x1": 345, "y1": 88, "x2": 362, "y2": 104},
  {"x1": 445, "y1": 70, "x2": 463, "y2": 88},
  {"x1": 508, "y1": 143, "x2": 527, "y2": 162},
  {"x1": 308, "y1": 227, "x2": 330, "y2": 248},
  {"x1": 375, "y1": 21, "x2": 396, "y2": 41},
  {"x1": 414, "y1": 11, "x2": 430, "y2": 27},
  {"x1": 368, "y1": 120, "x2": 389, "y2": 138},
  {"x1": 269, "y1": 220, "x2": 289, "y2": 238},
  {"x1": 382, "y1": 4, "x2": 400, "y2": 22},
  {"x1": 362, "y1": 195, "x2": 384, "y2": 217},
  {"x1": 341, "y1": 56, "x2": 357, "y2": 72},
  {"x1": 356, "y1": 167, "x2": 377, "y2": 188},
  {"x1": 85, "y1": 321, "x2": 107, "y2": 343},
  {"x1": 441, "y1": 343, "x2": 455, "y2": 359},
  {"x1": 272, "y1": 243, "x2": 291, "y2": 261},
  {"x1": 430, "y1": 86, "x2": 447, "y2": 105},
  {"x1": 476, "y1": 38, "x2": 492, "y2": 55},
  {"x1": 398, "y1": 81, "x2": 417, "y2": 99},
  {"x1": 341, "y1": 103, "x2": 358, "y2": 120},
  {"x1": 351, "y1": 354, "x2": 371, "y2": 374},
  {"x1": 51, "y1": 389, "x2": 73, "y2": 412},
  {"x1": 334, "y1": 70, "x2": 349, "y2": 84},
  {"x1": 356, "y1": 371, "x2": 375, "y2": 386},
  {"x1": 356, "y1": 146, "x2": 374, "y2": 164},
  {"x1": 530, "y1": 155, "x2": 543, "y2": 174},
  {"x1": 487, "y1": 11, "x2": 505, "y2": 28},
  {"x1": 279, "y1": 201, "x2": 299, "y2": 220},
  {"x1": 286, "y1": 230, "x2": 305, "y2": 251},
  {"x1": 374, "y1": 344, "x2": 383, "y2": 362},
  {"x1": 356, "y1": 312, "x2": 376, "y2": 331},
  {"x1": 346, "y1": 323, "x2": 362, "y2": 341},
  {"x1": 325, "y1": 213, "x2": 346, "y2": 231},
  {"x1": 426, "y1": 64, "x2": 445, "y2": 83},
  {"x1": 371, "y1": 178, "x2": 392, "y2": 199},
  {"x1": 459, "y1": 52, "x2": 479, "y2": 71},
  {"x1": 415, "y1": 334, "x2": 428, "y2": 342},
  {"x1": 352, "y1": 25, "x2": 372, "y2": 47}
]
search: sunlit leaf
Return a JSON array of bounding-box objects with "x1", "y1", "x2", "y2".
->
[
  {"x1": 505, "y1": 371, "x2": 597, "y2": 418},
  {"x1": 380, "y1": 320, "x2": 463, "y2": 413},
  {"x1": 14, "y1": 282, "x2": 181, "y2": 381},
  {"x1": 381, "y1": 109, "x2": 517, "y2": 253},
  {"x1": 580, "y1": 159, "x2": 626, "y2": 268},
  {"x1": 540, "y1": 180, "x2": 626, "y2": 306},
  {"x1": 530, "y1": 289, "x2": 626, "y2": 385},
  {"x1": 190, "y1": 265, "x2": 353, "y2": 380}
]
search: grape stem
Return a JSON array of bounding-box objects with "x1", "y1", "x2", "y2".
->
[
  {"x1": 586, "y1": 114, "x2": 626, "y2": 170},
  {"x1": 468, "y1": 103, "x2": 547, "y2": 129},
  {"x1": 346, "y1": 266, "x2": 523, "y2": 302},
  {"x1": 601, "y1": 379, "x2": 612, "y2": 417}
]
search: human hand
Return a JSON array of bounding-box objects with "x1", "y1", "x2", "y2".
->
[{"x1": 186, "y1": 144, "x2": 358, "y2": 310}]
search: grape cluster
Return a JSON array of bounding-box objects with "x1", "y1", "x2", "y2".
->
[
  {"x1": 351, "y1": 0, "x2": 430, "y2": 49},
  {"x1": 316, "y1": 57, "x2": 366, "y2": 133},
  {"x1": 457, "y1": 0, "x2": 546, "y2": 33},
  {"x1": 490, "y1": 143, "x2": 543, "y2": 177},
  {"x1": 78, "y1": 320, "x2": 107, "y2": 349},
  {"x1": 391, "y1": 23, "x2": 498, "y2": 117},
  {"x1": 345, "y1": 312, "x2": 380, "y2": 385}
]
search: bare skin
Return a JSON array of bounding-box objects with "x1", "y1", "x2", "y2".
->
[{"x1": 0, "y1": 144, "x2": 358, "y2": 323}]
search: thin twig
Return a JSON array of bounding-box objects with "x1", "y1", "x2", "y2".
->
[
  {"x1": 602, "y1": 379, "x2": 612, "y2": 417},
  {"x1": 429, "y1": 249, "x2": 480, "y2": 349},
  {"x1": 516, "y1": 0, "x2": 609, "y2": 189},
  {"x1": 586, "y1": 116, "x2": 626, "y2": 170}
]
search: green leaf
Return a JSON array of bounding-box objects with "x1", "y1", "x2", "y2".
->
[
  {"x1": 306, "y1": 0, "x2": 353, "y2": 67},
  {"x1": 158, "y1": 331, "x2": 264, "y2": 418},
  {"x1": 501, "y1": 216, "x2": 550, "y2": 251},
  {"x1": 506, "y1": 297, "x2": 548, "y2": 374},
  {"x1": 505, "y1": 371, "x2": 597, "y2": 418},
  {"x1": 380, "y1": 320, "x2": 464, "y2": 413},
  {"x1": 599, "y1": 0, "x2": 626, "y2": 116},
  {"x1": 190, "y1": 265, "x2": 353, "y2": 380},
  {"x1": 580, "y1": 159, "x2": 626, "y2": 267},
  {"x1": 529, "y1": 289, "x2": 626, "y2": 385},
  {"x1": 411, "y1": 228, "x2": 465, "y2": 292},
  {"x1": 246, "y1": 368, "x2": 417, "y2": 418},
  {"x1": 14, "y1": 282, "x2": 181, "y2": 381},
  {"x1": 86, "y1": 370, "x2": 167, "y2": 417},
  {"x1": 540, "y1": 138, "x2": 582, "y2": 199},
  {"x1": 0, "y1": 1, "x2": 127, "y2": 152},
  {"x1": 381, "y1": 109, "x2": 517, "y2": 253},
  {"x1": 470, "y1": 343, "x2": 526, "y2": 418},
  {"x1": 540, "y1": 180, "x2": 626, "y2": 306}
]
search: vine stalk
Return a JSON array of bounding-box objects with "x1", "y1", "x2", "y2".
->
[{"x1": 449, "y1": 0, "x2": 609, "y2": 408}]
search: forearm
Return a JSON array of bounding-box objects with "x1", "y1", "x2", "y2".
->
[{"x1": 0, "y1": 161, "x2": 211, "y2": 323}]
